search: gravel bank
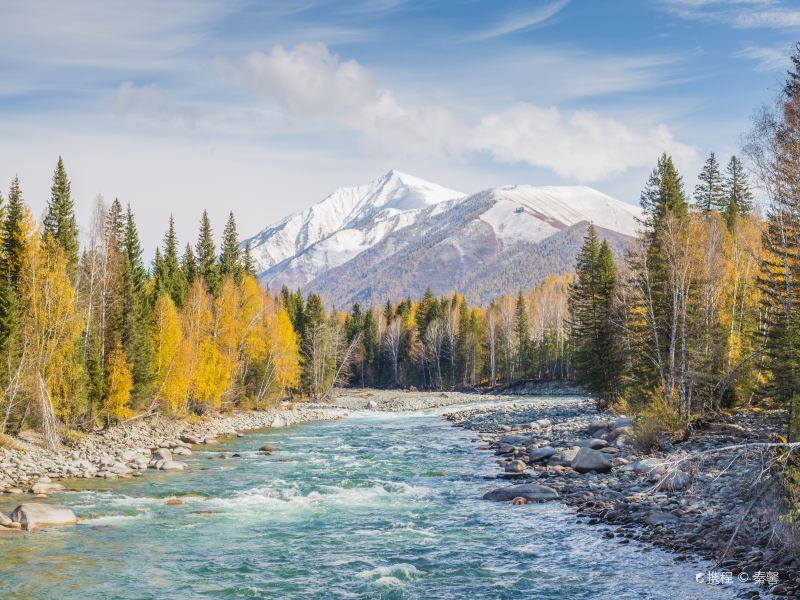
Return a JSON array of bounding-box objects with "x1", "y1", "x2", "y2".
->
[
  {"x1": 447, "y1": 399, "x2": 799, "y2": 598},
  {"x1": 0, "y1": 404, "x2": 344, "y2": 495},
  {"x1": 328, "y1": 389, "x2": 502, "y2": 412}
]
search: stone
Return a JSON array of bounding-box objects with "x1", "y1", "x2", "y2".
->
[
  {"x1": 607, "y1": 426, "x2": 633, "y2": 442},
  {"x1": 661, "y1": 470, "x2": 691, "y2": 492},
  {"x1": 631, "y1": 458, "x2": 668, "y2": 476},
  {"x1": 10, "y1": 503, "x2": 78, "y2": 530},
  {"x1": 0, "y1": 511, "x2": 11, "y2": 526},
  {"x1": 153, "y1": 448, "x2": 172, "y2": 462},
  {"x1": 270, "y1": 416, "x2": 288, "y2": 428},
  {"x1": 610, "y1": 417, "x2": 632, "y2": 430},
  {"x1": 109, "y1": 462, "x2": 132, "y2": 475},
  {"x1": 499, "y1": 434, "x2": 532, "y2": 446},
  {"x1": 172, "y1": 447, "x2": 192, "y2": 456},
  {"x1": 527, "y1": 446, "x2": 557, "y2": 462},
  {"x1": 644, "y1": 511, "x2": 679, "y2": 527},
  {"x1": 549, "y1": 446, "x2": 580, "y2": 466},
  {"x1": 577, "y1": 438, "x2": 608, "y2": 450},
  {"x1": 483, "y1": 483, "x2": 559, "y2": 502},
  {"x1": 165, "y1": 498, "x2": 185, "y2": 506},
  {"x1": 571, "y1": 447, "x2": 613, "y2": 474},
  {"x1": 29, "y1": 481, "x2": 64, "y2": 494},
  {"x1": 159, "y1": 460, "x2": 187, "y2": 471},
  {"x1": 366, "y1": 400, "x2": 378, "y2": 409},
  {"x1": 511, "y1": 497, "x2": 527, "y2": 505},
  {"x1": 504, "y1": 460, "x2": 526, "y2": 473}
]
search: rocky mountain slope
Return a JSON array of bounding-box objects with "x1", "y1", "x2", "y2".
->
[{"x1": 243, "y1": 171, "x2": 642, "y2": 306}]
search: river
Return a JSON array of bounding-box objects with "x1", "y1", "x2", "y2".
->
[{"x1": 0, "y1": 399, "x2": 747, "y2": 599}]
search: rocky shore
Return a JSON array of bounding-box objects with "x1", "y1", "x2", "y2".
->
[
  {"x1": 0, "y1": 403, "x2": 343, "y2": 497},
  {"x1": 446, "y1": 399, "x2": 800, "y2": 599},
  {"x1": 328, "y1": 388, "x2": 500, "y2": 412}
]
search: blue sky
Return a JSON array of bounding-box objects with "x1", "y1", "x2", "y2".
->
[{"x1": 0, "y1": 0, "x2": 797, "y2": 252}]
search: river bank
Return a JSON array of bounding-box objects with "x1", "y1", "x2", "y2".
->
[
  {"x1": 0, "y1": 404, "x2": 344, "y2": 496},
  {"x1": 446, "y1": 399, "x2": 799, "y2": 598}
]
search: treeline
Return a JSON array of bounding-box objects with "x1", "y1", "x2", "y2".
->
[
  {"x1": 281, "y1": 275, "x2": 570, "y2": 395},
  {"x1": 566, "y1": 63, "x2": 800, "y2": 441},
  {"x1": 0, "y1": 160, "x2": 300, "y2": 444}
]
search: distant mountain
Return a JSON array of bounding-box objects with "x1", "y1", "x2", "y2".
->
[{"x1": 243, "y1": 171, "x2": 642, "y2": 306}]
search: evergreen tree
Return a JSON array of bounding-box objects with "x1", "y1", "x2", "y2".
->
[
  {"x1": 0, "y1": 178, "x2": 24, "y2": 349},
  {"x1": 694, "y1": 152, "x2": 725, "y2": 212},
  {"x1": 242, "y1": 241, "x2": 257, "y2": 278},
  {"x1": 362, "y1": 308, "x2": 379, "y2": 386},
  {"x1": 106, "y1": 198, "x2": 125, "y2": 254},
  {"x1": 153, "y1": 215, "x2": 187, "y2": 306},
  {"x1": 196, "y1": 210, "x2": 220, "y2": 295},
  {"x1": 569, "y1": 225, "x2": 620, "y2": 406},
  {"x1": 181, "y1": 243, "x2": 197, "y2": 284},
  {"x1": 219, "y1": 211, "x2": 242, "y2": 282},
  {"x1": 640, "y1": 153, "x2": 689, "y2": 228},
  {"x1": 43, "y1": 156, "x2": 79, "y2": 275},
  {"x1": 118, "y1": 205, "x2": 153, "y2": 401},
  {"x1": 723, "y1": 155, "x2": 754, "y2": 226},
  {"x1": 514, "y1": 292, "x2": 531, "y2": 379}
]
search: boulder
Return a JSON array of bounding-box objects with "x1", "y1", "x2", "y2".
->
[
  {"x1": 29, "y1": 481, "x2": 64, "y2": 495},
  {"x1": 158, "y1": 460, "x2": 187, "y2": 471},
  {"x1": 0, "y1": 511, "x2": 12, "y2": 526},
  {"x1": 610, "y1": 417, "x2": 632, "y2": 430},
  {"x1": 644, "y1": 511, "x2": 679, "y2": 527},
  {"x1": 180, "y1": 434, "x2": 203, "y2": 445},
  {"x1": 153, "y1": 448, "x2": 172, "y2": 462},
  {"x1": 661, "y1": 470, "x2": 691, "y2": 492},
  {"x1": 504, "y1": 460, "x2": 526, "y2": 473},
  {"x1": 483, "y1": 483, "x2": 559, "y2": 502},
  {"x1": 108, "y1": 462, "x2": 132, "y2": 475},
  {"x1": 366, "y1": 400, "x2": 378, "y2": 410},
  {"x1": 270, "y1": 416, "x2": 288, "y2": 428},
  {"x1": 499, "y1": 434, "x2": 532, "y2": 446},
  {"x1": 549, "y1": 446, "x2": 580, "y2": 466},
  {"x1": 172, "y1": 447, "x2": 192, "y2": 457},
  {"x1": 571, "y1": 447, "x2": 613, "y2": 474},
  {"x1": 577, "y1": 438, "x2": 608, "y2": 450},
  {"x1": 259, "y1": 445, "x2": 278, "y2": 453},
  {"x1": 527, "y1": 446, "x2": 557, "y2": 462},
  {"x1": 607, "y1": 426, "x2": 633, "y2": 442},
  {"x1": 10, "y1": 503, "x2": 78, "y2": 530}
]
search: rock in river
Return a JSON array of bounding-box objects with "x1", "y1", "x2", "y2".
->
[
  {"x1": 504, "y1": 460, "x2": 526, "y2": 473},
  {"x1": 29, "y1": 481, "x2": 64, "y2": 495},
  {"x1": 10, "y1": 503, "x2": 78, "y2": 530},
  {"x1": 483, "y1": 483, "x2": 559, "y2": 502},
  {"x1": 571, "y1": 447, "x2": 612, "y2": 474}
]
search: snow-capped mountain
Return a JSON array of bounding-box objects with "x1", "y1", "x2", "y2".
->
[
  {"x1": 245, "y1": 170, "x2": 465, "y2": 287},
  {"x1": 243, "y1": 171, "x2": 642, "y2": 305}
]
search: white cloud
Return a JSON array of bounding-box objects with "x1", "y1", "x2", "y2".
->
[
  {"x1": 736, "y1": 44, "x2": 792, "y2": 71},
  {"x1": 472, "y1": 103, "x2": 696, "y2": 180},
  {"x1": 461, "y1": 0, "x2": 569, "y2": 42},
  {"x1": 663, "y1": 0, "x2": 800, "y2": 30},
  {"x1": 214, "y1": 43, "x2": 696, "y2": 181}
]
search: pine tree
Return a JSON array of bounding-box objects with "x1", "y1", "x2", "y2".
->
[
  {"x1": 723, "y1": 155, "x2": 754, "y2": 226},
  {"x1": 196, "y1": 210, "x2": 220, "y2": 295},
  {"x1": 219, "y1": 211, "x2": 242, "y2": 282},
  {"x1": 694, "y1": 152, "x2": 726, "y2": 212},
  {"x1": 242, "y1": 241, "x2": 257, "y2": 278},
  {"x1": 153, "y1": 215, "x2": 187, "y2": 307},
  {"x1": 43, "y1": 156, "x2": 79, "y2": 276},
  {"x1": 182, "y1": 243, "x2": 197, "y2": 284},
  {"x1": 118, "y1": 205, "x2": 153, "y2": 401},
  {"x1": 641, "y1": 153, "x2": 689, "y2": 228},
  {"x1": 569, "y1": 225, "x2": 620, "y2": 406},
  {"x1": 514, "y1": 292, "x2": 531, "y2": 379},
  {"x1": 0, "y1": 177, "x2": 24, "y2": 349}
]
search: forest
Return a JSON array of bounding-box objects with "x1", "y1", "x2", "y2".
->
[{"x1": 3, "y1": 49, "x2": 800, "y2": 462}]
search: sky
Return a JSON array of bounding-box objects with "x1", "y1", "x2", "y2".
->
[{"x1": 0, "y1": 0, "x2": 798, "y2": 255}]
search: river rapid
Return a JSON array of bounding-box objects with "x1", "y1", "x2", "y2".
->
[{"x1": 0, "y1": 399, "x2": 747, "y2": 599}]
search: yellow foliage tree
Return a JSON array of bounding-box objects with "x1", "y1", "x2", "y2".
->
[
  {"x1": 150, "y1": 293, "x2": 190, "y2": 413},
  {"x1": 191, "y1": 337, "x2": 231, "y2": 409},
  {"x1": 104, "y1": 342, "x2": 132, "y2": 421}
]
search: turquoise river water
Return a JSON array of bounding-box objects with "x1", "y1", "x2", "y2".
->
[{"x1": 0, "y1": 400, "x2": 749, "y2": 599}]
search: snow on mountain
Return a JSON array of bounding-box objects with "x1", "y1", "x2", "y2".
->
[
  {"x1": 244, "y1": 171, "x2": 643, "y2": 305},
  {"x1": 244, "y1": 170, "x2": 465, "y2": 285}
]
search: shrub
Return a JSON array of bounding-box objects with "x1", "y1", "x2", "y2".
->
[{"x1": 631, "y1": 399, "x2": 683, "y2": 451}]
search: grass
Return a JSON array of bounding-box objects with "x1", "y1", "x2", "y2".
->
[{"x1": 0, "y1": 432, "x2": 26, "y2": 451}]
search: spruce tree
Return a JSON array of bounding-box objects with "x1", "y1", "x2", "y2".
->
[
  {"x1": 569, "y1": 225, "x2": 620, "y2": 406},
  {"x1": 153, "y1": 215, "x2": 187, "y2": 306},
  {"x1": 723, "y1": 155, "x2": 754, "y2": 226},
  {"x1": 694, "y1": 152, "x2": 725, "y2": 212},
  {"x1": 242, "y1": 241, "x2": 257, "y2": 278},
  {"x1": 106, "y1": 198, "x2": 125, "y2": 254},
  {"x1": 43, "y1": 156, "x2": 79, "y2": 275},
  {"x1": 196, "y1": 210, "x2": 220, "y2": 295},
  {"x1": 219, "y1": 211, "x2": 242, "y2": 281},
  {"x1": 514, "y1": 292, "x2": 531, "y2": 379},
  {"x1": 0, "y1": 178, "x2": 24, "y2": 349},
  {"x1": 362, "y1": 308, "x2": 379, "y2": 386},
  {"x1": 182, "y1": 242, "x2": 197, "y2": 284},
  {"x1": 640, "y1": 153, "x2": 689, "y2": 228},
  {"x1": 118, "y1": 205, "x2": 153, "y2": 401}
]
